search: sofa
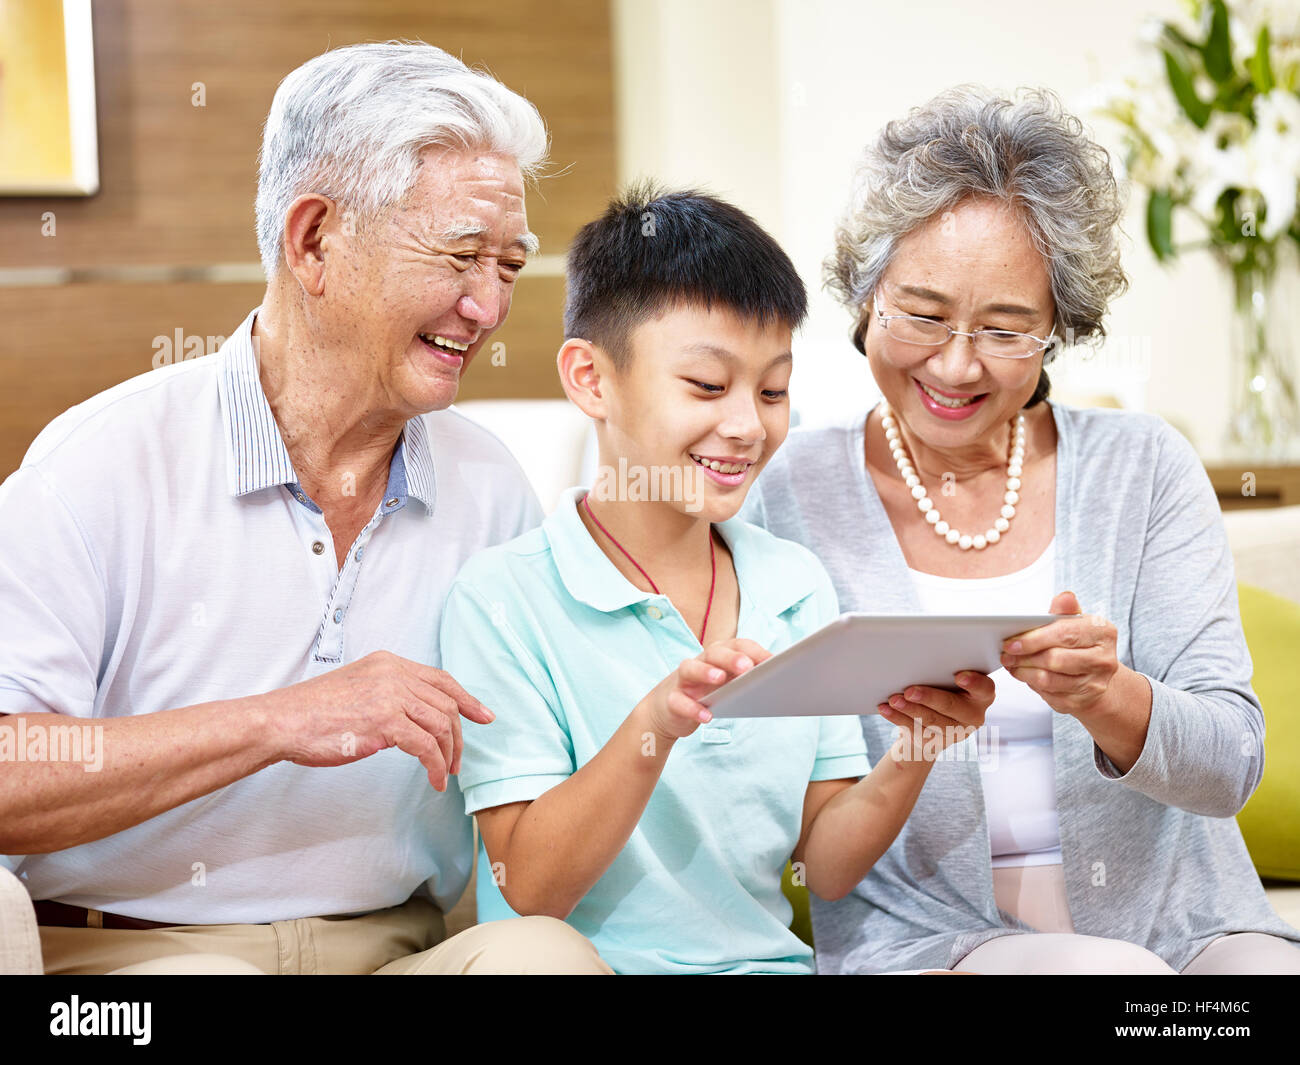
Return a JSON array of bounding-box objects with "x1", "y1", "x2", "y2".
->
[{"x1": 2, "y1": 399, "x2": 1297, "y2": 972}]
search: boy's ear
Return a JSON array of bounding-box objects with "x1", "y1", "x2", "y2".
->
[{"x1": 557, "y1": 338, "x2": 608, "y2": 419}]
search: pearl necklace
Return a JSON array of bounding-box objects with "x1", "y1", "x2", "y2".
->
[{"x1": 880, "y1": 402, "x2": 1024, "y2": 551}]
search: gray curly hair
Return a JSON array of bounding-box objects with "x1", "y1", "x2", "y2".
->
[{"x1": 826, "y1": 86, "x2": 1128, "y2": 406}]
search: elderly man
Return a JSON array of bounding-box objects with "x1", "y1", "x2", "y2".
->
[{"x1": 0, "y1": 41, "x2": 611, "y2": 975}]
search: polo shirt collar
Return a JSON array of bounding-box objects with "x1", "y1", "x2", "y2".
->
[
  {"x1": 398, "y1": 415, "x2": 436, "y2": 514},
  {"x1": 217, "y1": 308, "x2": 436, "y2": 514},
  {"x1": 545, "y1": 486, "x2": 818, "y2": 617}
]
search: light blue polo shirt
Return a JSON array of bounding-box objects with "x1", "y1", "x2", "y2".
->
[{"x1": 440, "y1": 486, "x2": 870, "y2": 974}]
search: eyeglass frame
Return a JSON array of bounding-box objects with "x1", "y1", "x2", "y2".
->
[{"x1": 871, "y1": 287, "x2": 1057, "y2": 360}]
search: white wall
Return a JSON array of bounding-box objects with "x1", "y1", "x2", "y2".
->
[
  {"x1": 612, "y1": 0, "x2": 785, "y2": 234},
  {"x1": 613, "y1": 0, "x2": 1281, "y2": 457}
]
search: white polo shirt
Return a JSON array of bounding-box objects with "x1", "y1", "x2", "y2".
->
[{"x1": 0, "y1": 308, "x2": 542, "y2": 923}]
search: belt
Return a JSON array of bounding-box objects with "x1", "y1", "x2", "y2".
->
[{"x1": 34, "y1": 900, "x2": 180, "y2": 931}]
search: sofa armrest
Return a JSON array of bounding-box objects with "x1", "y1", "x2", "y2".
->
[
  {"x1": 0, "y1": 865, "x2": 42, "y2": 974},
  {"x1": 1222, "y1": 504, "x2": 1300, "y2": 605}
]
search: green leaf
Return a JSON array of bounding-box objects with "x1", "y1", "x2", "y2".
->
[
  {"x1": 1161, "y1": 23, "x2": 1201, "y2": 53},
  {"x1": 1147, "y1": 189, "x2": 1175, "y2": 261},
  {"x1": 1212, "y1": 78, "x2": 1243, "y2": 109},
  {"x1": 1214, "y1": 188, "x2": 1245, "y2": 247},
  {"x1": 1213, "y1": 78, "x2": 1255, "y2": 119},
  {"x1": 1164, "y1": 48, "x2": 1212, "y2": 128},
  {"x1": 1249, "y1": 25, "x2": 1274, "y2": 92},
  {"x1": 1204, "y1": 0, "x2": 1234, "y2": 83}
]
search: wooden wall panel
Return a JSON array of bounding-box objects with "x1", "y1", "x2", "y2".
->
[
  {"x1": 0, "y1": 0, "x2": 612, "y2": 476},
  {"x1": 0, "y1": 277, "x2": 566, "y2": 475},
  {"x1": 0, "y1": 0, "x2": 615, "y2": 266},
  {"x1": 453, "y1": 277, "x2": 568, "y2": 403},
  {"x1": 0, "y1": 282, "x2": 262, "y2": 471}
]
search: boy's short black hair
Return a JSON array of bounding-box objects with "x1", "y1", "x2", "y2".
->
[{"x1": 563, "y1": 182, "x2": 808, "y2": 369}]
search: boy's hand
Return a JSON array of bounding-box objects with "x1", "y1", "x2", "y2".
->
[
  {"x1": 640, "y1": 638, "x2": 771, "y2": 742},
  {"x1": 876, "y1": 670, "x2": 996, "y2": 760}
]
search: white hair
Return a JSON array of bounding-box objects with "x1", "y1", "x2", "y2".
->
[{"x1": 255, "y1": 40, "x2": 549, "y2": 276}]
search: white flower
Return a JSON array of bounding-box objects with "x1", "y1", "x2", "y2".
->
[
  {"x1": 1233, "y1": 1, "x2": 1300, "y2": 86},
  {"x1": 1254, "y1": 87, "x2": 1300, "y2": 139},
  {"x1": 1252, "y1": 90, "x2": 1300, "y2": 236},
  {"x1": 1186, "y1": 94, "x2": 1300, "y2": 238},
  {"x1": 1089, "y1": 6, "x2": 1300, "y2": 242},
  {"x1": 1231, "y1": 0, "x2": 1300, "y2": 50},
  {"x1": 1191, "y1": 137, "x2": 1250, "y2": 219},
  {"x1": 1137, "y1": 15, "x2": 1169, "y2": 45},
  {"x1": 1207, "y1": 110, "x2": 1255, "y2": 146}
]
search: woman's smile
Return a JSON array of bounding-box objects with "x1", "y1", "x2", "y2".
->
[{"x1": 913, "y1": 377, "x2": 990, "y2": 420}]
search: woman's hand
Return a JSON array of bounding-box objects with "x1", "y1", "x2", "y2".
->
[
  {"x1": 639, "y1": 638, "x2": 771, "y2": 741},
  {"x1": 1000, "y1": 591, "x2": 1123, "y2": 718},
  {"x1": 876, "y1": 670, "x2": 996, "y2": 761}
]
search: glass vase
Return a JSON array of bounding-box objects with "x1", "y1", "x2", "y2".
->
[{"x1": 1224, "y1": 267, "x2": 1300, "y2": 461}]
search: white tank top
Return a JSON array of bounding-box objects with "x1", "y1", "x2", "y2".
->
[{"x1": 907, "y1": 539, "x2": 1063, "y2": 868}]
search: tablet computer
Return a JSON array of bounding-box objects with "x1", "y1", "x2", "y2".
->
[{"x1": 697, "y1": 613, "x2": 1059, "y2": 718}]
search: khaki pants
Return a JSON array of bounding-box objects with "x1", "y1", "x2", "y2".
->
[{"x1": 38, "y1": 895, "x2": 614, "y2": 975}]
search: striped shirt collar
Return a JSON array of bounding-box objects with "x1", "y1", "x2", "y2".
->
[{"x1": 217, "y1": 308, "x2": 436, "y2": 514}]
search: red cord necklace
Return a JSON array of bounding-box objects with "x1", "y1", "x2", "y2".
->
[{"x1": 582, "y1": 493, "x2": 716, "y2": 645}]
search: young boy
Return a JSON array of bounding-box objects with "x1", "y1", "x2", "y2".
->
[{"x1": 439, "y1": 185, "x2": 994, "y2": 974}]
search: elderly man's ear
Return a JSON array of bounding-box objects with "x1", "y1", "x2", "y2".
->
[
  {"x1": 557, "y1": 338, "x2": 609, "y2": 420},
  {"x1": 280, "y1": 193, "x2": 351, "y2": 296}
]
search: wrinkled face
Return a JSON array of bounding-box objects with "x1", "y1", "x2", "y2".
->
[
  {"x1": 862, "y1": 196, "x2": 1055, "y2": 448},
  {"x1": 596, "y1": 304, "x2": 794, "y2": 524},
  {"x1": 318, "y1": 147, "x2": 532, "y2": 415}
]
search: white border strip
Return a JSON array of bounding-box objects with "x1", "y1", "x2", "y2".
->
[{"x1": 62, "y1": 0, "x2": 99, "y2": 195}]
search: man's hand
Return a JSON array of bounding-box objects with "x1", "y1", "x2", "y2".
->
[
  {"x1": 269, "y1": 650, "x2": 494, "y2": 791},
  {"x1": 638, "y1": 638, "x2": 771, "y2": 743}
]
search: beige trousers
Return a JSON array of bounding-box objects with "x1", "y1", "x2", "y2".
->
[{"x1": 38, "y1": 895, "x2": 614, "y2": 975}]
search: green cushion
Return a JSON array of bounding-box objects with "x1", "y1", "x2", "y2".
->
[
  {"x1": 1236, "y1": 583, "x2": 1300, "y2": 880},
  {"x1": 781, "y1": 861, "x2": 813, "y2": 947}
]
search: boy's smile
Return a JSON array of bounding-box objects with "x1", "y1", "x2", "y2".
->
[{"x1": 688, "y1": 452, "x2": 755, "y2": 486}]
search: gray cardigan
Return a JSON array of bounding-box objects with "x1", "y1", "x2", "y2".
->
[{"x1": 739, "y1": 400, "x2": 1300, "y2": 973}]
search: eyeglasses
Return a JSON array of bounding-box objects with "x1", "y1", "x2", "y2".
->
[{"x1": 872, "y1": 289, "x2": 1055, "y2": 359}]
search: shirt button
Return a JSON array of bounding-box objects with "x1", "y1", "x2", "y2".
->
[
  {"x1": 311, "y1": 541, "x2": 325, "y2": 555},
  {"x1": 385, "y1": 498, "x2": 399, "y2": 508},
  {"x1": 354, "y1": 548, "x2": 363, "y2": 562},
  {"x1": 333, "y1": 609, "x2": 344, "y2": 624},
  {"x1": 646, "y1": 606, "x2": 662, "y2": 620}
]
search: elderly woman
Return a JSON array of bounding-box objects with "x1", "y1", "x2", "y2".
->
[{"x1": 740, "y1": 87, "x2": 1300, "y2": 974}]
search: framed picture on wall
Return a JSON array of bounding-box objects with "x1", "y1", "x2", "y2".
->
[{"x1": 0, "y1": 0, "x2": 98, "y2": 195}]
